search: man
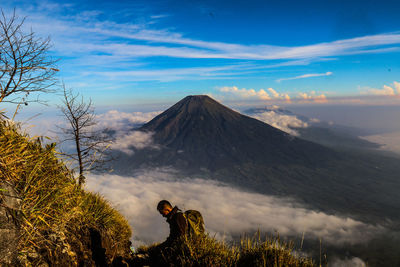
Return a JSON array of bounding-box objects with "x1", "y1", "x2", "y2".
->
[{"x1": 156, "y1": 200, "x2": 188, "y2": 248}]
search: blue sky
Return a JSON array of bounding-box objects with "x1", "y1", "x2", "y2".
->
[{"x1": 3, "y1": 0, "x2": 400, "y2": 108}]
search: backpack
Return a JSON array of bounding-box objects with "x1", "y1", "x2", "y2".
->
[{"x1": 183, "y1": 210, "x2": 205, "y2": 237}]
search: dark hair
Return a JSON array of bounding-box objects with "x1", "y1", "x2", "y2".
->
[{"x1": 157, "y1": 200, "x2": 172, "y2": 211}]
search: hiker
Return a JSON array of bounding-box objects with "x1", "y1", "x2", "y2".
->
[
  {"x1": 156, "y1": 200, "x2": 188, "y2": 249},
  {"x1": 131, "y1": 200, "x2": 205, "y2": 266}
]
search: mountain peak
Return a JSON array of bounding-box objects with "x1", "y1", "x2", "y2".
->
[
  {"x1": 141, "y1": 95, "x2": 241, "y2": 133},
  {"x1": 184, "y1": 95, "x2": 212, "y2": 100},
  {"x1": 177, "y1": 95, "x2": 226, "y2": 112}
]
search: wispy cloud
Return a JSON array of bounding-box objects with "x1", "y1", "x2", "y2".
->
[
  {"x1": 149, "y1": 14, "x2": 170, "y2": 20},
  {"x1": 89, "y1": 65, "x2": 251, "y2": 82},
  {"x1": 6, "y1": 4, "x2": 400, "y2": 76},
  {"x1": 277, "y1": 72, "x2": 333, "y2": 82},
  {"x1": 4, "y1": 1, "x2": 400, "y2": 95}
]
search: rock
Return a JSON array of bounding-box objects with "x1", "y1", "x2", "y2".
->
[{"x1": 0, "y1": 182, "x2": 22, "y2": 266}]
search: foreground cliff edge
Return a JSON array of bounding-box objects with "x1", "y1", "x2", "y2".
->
[{"x1": 0, "y1": 119, "x2": 314, "y2": 266}]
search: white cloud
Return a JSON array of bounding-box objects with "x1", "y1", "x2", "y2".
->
[
  {"x1": 85, "y1": 171, "x2": 385, "y2": 247},
  {"x1": 95, "y1": 110, "x2": 162, "y2": 154},
  {"x1": 218, "y1": 86, "x2": 330, "y2": 104},
  {"x1": 111, "y1": 131, "x2": 157, "y2": 155},
  {"x1": 365, "y1": 81, "x2": 400, "y2": 96},
  {"x1": 268, "y1": 88, "x2": 280, "y2": 98},
  {"x1": 277, "y1": 72, "x2": 332, "y2": 82},
  {"x1": 219, "y1": 86, "x2": 291, "y2": 102},
  {"x1": 369, "y1": 85, "x2": 395, "y2": 96},
  {"x1": 248, "y1": 111, "x2": 308, "y2": 136},
  {"x1": 394, "y1": 81, "x2": 400, "y2": 94},
  {"x1": 298, "y1": 91, "x2": 328, "y2": 103},
  {"x1": 96, "y1": 110, "x2": 161, "y2": 131},
  {"x1": 220, "y1": 86, "x2": 271, "y2": 100}
]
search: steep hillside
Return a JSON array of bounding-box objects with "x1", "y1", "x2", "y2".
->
[{"x1": 0, "y1": 119, "x2": 132, "y2": 266}]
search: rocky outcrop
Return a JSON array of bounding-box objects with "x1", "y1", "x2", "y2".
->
[{"x1": 0, "y1": 182, "x2": 22, "y2": 266}]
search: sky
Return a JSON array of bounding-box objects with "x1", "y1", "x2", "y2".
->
[{"x1": 2, "y1": 0, "x2": 400, "y2": 108}]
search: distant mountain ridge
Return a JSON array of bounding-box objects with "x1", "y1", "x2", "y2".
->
[{"x1": 243, "y1": 107, "x2": 381, "y2": 150}]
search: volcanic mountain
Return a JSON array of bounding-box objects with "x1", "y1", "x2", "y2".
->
[
  {"x1": 113, "y1": 95, "x2": 400, "y2": 223},
  {"x1": 136, "y1": 95, "x2": 337, "y2": 171}
]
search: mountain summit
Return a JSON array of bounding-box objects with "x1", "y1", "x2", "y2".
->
[{"x1": 138, "y1": 95, "x2": 335, "y2": 171}]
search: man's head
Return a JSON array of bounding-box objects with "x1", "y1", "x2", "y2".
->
[{"x1": 157, "y1": 200, "x2": 173, "y2": 217}]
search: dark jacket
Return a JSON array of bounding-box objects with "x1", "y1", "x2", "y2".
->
[{"x1": 163, "y1": 206, "x2": 187, "y2": 247}]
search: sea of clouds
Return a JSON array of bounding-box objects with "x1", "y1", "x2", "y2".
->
[{"x1": 85, "y1": 169, "x2": 385, "y2": 248}]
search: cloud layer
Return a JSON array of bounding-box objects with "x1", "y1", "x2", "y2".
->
[
  {"x1": 248, "y1": 111, "x2": 308, "y2": 136},
  {"x1": 96, "y1": 110, "x2": 161, "y2": 131},
  {"x1": 111, "y1": 131, "x2": 157, "y2": 155},
  {"x1": 85, "y1": 171, "x2": 384, "y2": 247},
  {"x1": 96, "y1": 110, "x2": 161, "y2": 154}
]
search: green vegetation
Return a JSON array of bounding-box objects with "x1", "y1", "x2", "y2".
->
[
  {"x1": 135, "y1": 234, "x2": 314, "y2": 266},
  {"x1": 0, "y1": 119, "x2": 131, "y2": 265}
]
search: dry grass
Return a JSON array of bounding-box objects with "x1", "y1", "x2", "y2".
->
[
  {"x1": 136, "y1": 233, "x2": 314, "y2": 266},
  {"x1": 0, "y1": 119, "x2": 131, "y2": 263}
]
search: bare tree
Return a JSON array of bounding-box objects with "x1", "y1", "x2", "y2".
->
[
  {"x1": 59, "y1": 85, "x2": 112, "y2": 187},
  {"x1": 0, "y1": 9, "x2": 58, "y2": 105}
]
